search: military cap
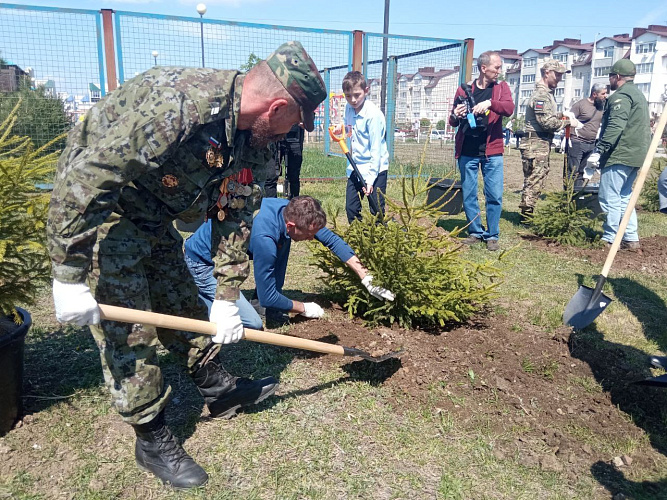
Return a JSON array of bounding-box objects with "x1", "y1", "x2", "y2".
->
[
  {"x1": 541, "y1": 59, "x2": 571, "y2": 74},
  {"x1": 610, "y1": 59, "x2": 636, "y2": 77},
  {"x1": 266, "y1": 41, "x2": 327, "y2": 132}
]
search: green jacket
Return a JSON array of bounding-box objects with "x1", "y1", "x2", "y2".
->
[{"x1": 598, "y1": 81, "x2": 650, "y2": 169}]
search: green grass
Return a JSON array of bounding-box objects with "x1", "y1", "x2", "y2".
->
[{"x1": 3, "y1": 158, "x2": 667, "y2": 498}]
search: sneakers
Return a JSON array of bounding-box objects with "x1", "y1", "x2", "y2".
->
[
  {"x1": 461, "y1": 235, "x2": 483, "y2": 245},
  {"x1": 192, "y1": 359, "x2": 279, "y2": 419},
  {"x1": 486, "y1": 239, "x2": 500, "y2": 252},
  {"x1": 133, "y1": 412, "x2": 209, "y2": 490}
]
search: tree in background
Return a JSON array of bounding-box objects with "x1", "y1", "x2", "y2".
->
[
  {"x1": 436, "y1": 119, "x2": 447, "y2": 130},
  {"x1": 240, "y1": 52, "x2": 262, "y2": 72},
  {"x1": 420, "y1": 118, "x2": 430, "y2": 128},
  {"x1": 0, "y1": 80, "x2": 69, "y2": 152}
]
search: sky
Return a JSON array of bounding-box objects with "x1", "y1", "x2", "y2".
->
[{"x1": 8, "y1": 0, "x2": 667, "y2": 54}]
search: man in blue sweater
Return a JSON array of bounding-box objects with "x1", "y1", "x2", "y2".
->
[{"x1": 184, "y1": 196, "x2": 394, "y2": 327}]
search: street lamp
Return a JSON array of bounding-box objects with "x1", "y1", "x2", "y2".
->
[
  {"x1": 152, "y1": 50, "x2": 159, "y2": 66},
  {"x1": 196, "y1": 3, "x2": 207, "y2": 68}
]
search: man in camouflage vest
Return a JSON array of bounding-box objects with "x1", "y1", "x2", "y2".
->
[
  {"x1": 47, "y1": 41, "x2": 326, "y2": 489},
  {"x1": 519, "y1": 59, "x2": 571, "y2": 222}
]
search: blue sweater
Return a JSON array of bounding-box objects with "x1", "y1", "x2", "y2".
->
[{"x1": 184, "y1": 198, "x2": 355, "y2": 311}]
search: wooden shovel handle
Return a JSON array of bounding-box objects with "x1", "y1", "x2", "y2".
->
[
  {"x1": 601, "y1": 109, "x2": 667, "y2": 278},
  {"x1": 98, "y1": 304, "x2": 346, "y2": 357}
]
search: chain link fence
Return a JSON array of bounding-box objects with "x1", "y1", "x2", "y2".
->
[
  {"x1": 0, "y1": 4, "x2": 105, "y2": 153},
  {"x1": 1, "y1": 4, "x2": 468, "y2": 180},
  {"x1": 364, "y1": 33, "x2": 465, "y2": 178}
]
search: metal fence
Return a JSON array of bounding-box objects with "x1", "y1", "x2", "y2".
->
[
  {"x1": 364, "y1": 33, "x2": 466, "y2": 177},
  {"x1": 0, "y1": 3, "x2": 468, "y2": 178},
  {"x1": 0, "y1": 4, "x2": 105, "y2": 151}
]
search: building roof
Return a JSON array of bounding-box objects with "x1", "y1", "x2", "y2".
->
[
  {"x1": 521, "y1": 48, "x2": 550, "y2": 56},
  {"x1": 632, "y1": 24, "x2": 667, "y2": 38}
]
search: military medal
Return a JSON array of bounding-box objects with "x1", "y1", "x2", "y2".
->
[{"x1": 217, "y1": 210, "x2": 226, "y2": 221}]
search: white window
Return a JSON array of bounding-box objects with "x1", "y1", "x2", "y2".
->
[
  {"x1": 557, "y1": 103, "x2": 563, "y2": 112},
  {"x1": 594, "y1": 66, "x2": 610, "y2": 77},
  {"x1": 553, "y1": 53, "x2": 567, "y2": 62},
  {"x1": 603, "y1": 47, "x2": 614, "y2": 58},
  {"x1": 637, "y1": 82, "x2": 650, "y2": 95},
  {"x1": 521, "y1": 90, "x2": 532, "y2": 97},
  {"x1": 554, "y1": 88, "x2": 564, "y2": 97},
  {"x1": 509, "y1": 78, "x2": 516, "y2": 85},
  {"x1": 524, "y1": 58, "x2": 537, "y2": 68},
  {"x1": 522, "y1": 74, "x2": 535, "y2": 83},
  {"x1": 574, "y1": 89, "x2": 581, "y2": 97},
  {"x1": 635, "y1": 42, "x2": 656, "y2": 54},
  {"x1": 636, "y1": 63, "x2": 654, "y2": 74},
  {"x1": 519, "y1": 105, "x2": 527, "y2": 114}
]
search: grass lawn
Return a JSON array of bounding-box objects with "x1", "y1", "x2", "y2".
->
[{"x1": 2, "y1": 148, "x2": 667, "y2": 499}]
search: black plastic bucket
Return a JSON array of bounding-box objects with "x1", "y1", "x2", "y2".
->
[
  {"x1": 426, "y1": 178, "x2": 463, "y2": 215},
  {"x1": 0, "y1": 307, "x2": 31, "y2": 436},
  {"x1": 574, "y1": 186, "x2": 603, "y2": 216}
]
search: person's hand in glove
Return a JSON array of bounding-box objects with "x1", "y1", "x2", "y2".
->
[
  {"x1": 209, "y1": 299, "x2": 244, "y2": 344},
  {"x1": 562, "y1": 111, "x2": 581, "y2": 129},
  {"x1": 583, "y1": 152, "x2": 601, "y2": 180},
  {"x1": 361, "y1": 275, "x2": 395, "y2": 301},
  {"x1": 53, "y1": 279, "x2": 100, "y2": 326},
  {"x1": 300, "y1": 302, "x2": 324, "y2": 318}
]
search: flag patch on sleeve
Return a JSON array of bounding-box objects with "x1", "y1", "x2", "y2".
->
[{"x1": 535, "y1": 100, "x2": 544, "y2": 111}]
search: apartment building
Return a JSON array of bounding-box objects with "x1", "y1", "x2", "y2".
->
[{"x1": 490, "y1": 24, "x2": 666, "y2": 119}]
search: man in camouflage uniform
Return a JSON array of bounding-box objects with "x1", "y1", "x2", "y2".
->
[
  {"x1": 46, "y1": 41, "x2": 326, "y2": 489},
  {"x1": 519, "y1": 59, "x2": 571, "y2": 222}
]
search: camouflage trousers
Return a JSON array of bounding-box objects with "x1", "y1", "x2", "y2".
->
[
  {"x1": 87, "y1": 215, "x2": 216, "y2": 426},
  {"x1": 519, "y1": 136, "x2": 552, "y2": 210}
]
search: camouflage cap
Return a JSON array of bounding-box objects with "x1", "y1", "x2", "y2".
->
[
  {"x1": 266, "y1": 41, "x2": 327, "y2": 132},
  {"x1": 610, "y1": 59, "x2": 636, "y2": 77},
  {"x1": 541, "y1": 59, "x2": 571, "y2": 74}
]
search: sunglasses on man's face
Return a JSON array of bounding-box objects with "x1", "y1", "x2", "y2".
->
[{"x1": 608, "y1": 73, "x2": 619, "y2": 78}]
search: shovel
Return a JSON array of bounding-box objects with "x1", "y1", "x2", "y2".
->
[
  {"x1": 563, "y1": 109, "x2": 667, "y2": 329},
  {"x1": 98, "y1": 304, "x2": 404, "y2": 363},
  {"x1": 328, "y1": 125, "x2": 380, "y2": 214}
]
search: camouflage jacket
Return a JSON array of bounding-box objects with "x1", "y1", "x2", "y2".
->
[
  {"x1": 47, "y1": 67, "x2": 271, "y2": 297},
  {"x1": 525, "y1": 82, "x2": 565, "y2": 137}
]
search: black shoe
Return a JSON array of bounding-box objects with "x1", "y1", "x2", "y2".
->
[
  {"x1": 192, "y1": 359, "x2": 279, "y2": 419},
  {"x1": 133, "y1": 412, "x2": 208, "y2": 490},
  {"x1": 520, "y1": 208, "x2": 533, "y2": 225}
]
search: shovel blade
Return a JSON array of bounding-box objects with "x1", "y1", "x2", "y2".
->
[
  {"x1": 563, "y1": 285, "x2": 613, "y2": 329},
  {"x1": 343, "y1": 346, "x2": 406, "y2": 363}
]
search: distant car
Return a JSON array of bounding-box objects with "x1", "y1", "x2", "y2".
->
[
  {"x1": 394, "y1": 129, "x2": 406, "y2": 139},
  {"x1": 429, "y1": 130, "x2": 447, "y2": 140}
]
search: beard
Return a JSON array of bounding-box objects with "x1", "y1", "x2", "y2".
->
[
  {"x1": 594, "y1": 98, "x2": 604, "y2": 110},
  {"x1": 249, "y1": 116, "x2": 284, "y2": 149}
]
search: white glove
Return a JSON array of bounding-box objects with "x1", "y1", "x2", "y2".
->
[
  {"x1": 53, "y1": 279, "x2": 100, "y2": 326},
  {"x1": 361, "y1": 275, "x2": 395, "y2": 301},
  {"x1": 300, "y1": 302, "x2": 324, "y2": 319},
  {"x1": 209, "y1": 299, "x2": 244, "y2": 344},
  {"x1": 562, "y1": 111, "x2": 581, "y2": 129},
  {"x1": 584, "y1": 152, "x2": 601, "y2": 180}
]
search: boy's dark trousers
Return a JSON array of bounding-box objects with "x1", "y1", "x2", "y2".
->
[{"x1": 345, "y1": 170, "x2": 387, "y2": 223}]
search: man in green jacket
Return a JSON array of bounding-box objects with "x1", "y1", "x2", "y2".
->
[{"x1": 587, "y1": 59, "x2": 650, "y2": 250}]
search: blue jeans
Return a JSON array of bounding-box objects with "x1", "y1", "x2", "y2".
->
[
  {"x1": 599, "y1": 164, "x2": 639, "y2": 243},
  {"x1": 184, "y1": 254, "x2": 263, "y2": 329},
  {"x1": 458, "y1": 154, "x2": 504, "y2": 240}
]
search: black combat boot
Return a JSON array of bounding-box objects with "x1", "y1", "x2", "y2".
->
[
  {"x1": 133, "y1": 412, "x2": 208, "y2": 489},
  {"x1": 520, "y1": 207, "x2": 534, "y2": 225},
  {"x1": 192, "y1": 358, "x2": 279, "y2": 419}
]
